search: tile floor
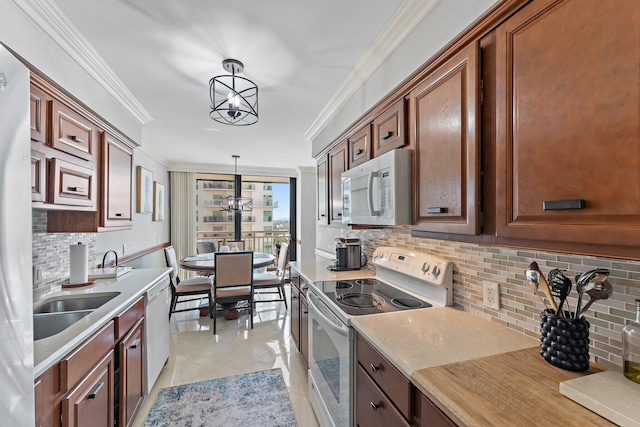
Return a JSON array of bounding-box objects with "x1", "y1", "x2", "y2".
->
[{"x1": 132, "y1": 285, "x2": 320, "y2": 427}]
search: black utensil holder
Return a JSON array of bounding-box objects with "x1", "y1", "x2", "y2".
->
[{"x1": 540, "y1": 309, "x2": 590, "y2": 372}]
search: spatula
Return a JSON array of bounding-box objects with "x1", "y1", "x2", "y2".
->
[{"x1": 548, "y1": 269, "x2": 572, "y2": 317}]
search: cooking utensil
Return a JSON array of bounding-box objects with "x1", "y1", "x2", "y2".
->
[
  {"x1": 548, "y1": 269, "x2": 572, "y2": 317},
  {"x1": 526, "y1": 263, "x2": 550, "y2": 309},
  {"x1": 578, "y1": 279, "x2": 613, "y2": 317},
  {"x1": 574, "y1": 268, "x2": 610, "y2": 317},
  {"x1": 527, "y1": 262, "x2": 557, "y2": 312}
]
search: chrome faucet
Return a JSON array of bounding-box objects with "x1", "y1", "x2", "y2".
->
[{"x1": 102, "y1": 250, "x2": 118, "y2": 268}]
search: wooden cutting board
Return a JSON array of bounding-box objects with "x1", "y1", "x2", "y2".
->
[{"x1": 411, "y1": 347, "x2": 615, "y2": 426}]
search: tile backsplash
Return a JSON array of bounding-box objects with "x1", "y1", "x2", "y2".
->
[
  {"x1": 32, "y1": 210, "x2": 97, "y2": 301},
  {"x1": 345, "y1": 225, "x2": 640, "y2": 370}
]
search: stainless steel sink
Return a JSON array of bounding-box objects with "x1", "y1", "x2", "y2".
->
[
  {"x1": 33, "y1": 311, "x2": 92, "y2": 340},
  {"x1": 33, "y1": 293, "x2": 119, "y2": 314}
]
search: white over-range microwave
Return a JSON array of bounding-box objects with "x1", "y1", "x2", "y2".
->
[{"x1": 341, "y1": 148, "x2": 411, "y2": 226}]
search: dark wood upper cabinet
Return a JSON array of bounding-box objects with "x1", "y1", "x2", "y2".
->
[
  {"x1": 348, "y1": 124, "x2": 372, "y2": 168},
  {"x1": 328, "y1": 140, "x2": 348, "y2": 224},
  {"x1": 30, "y1": 83, "x2": 48, "y2": 144},
  {"x1": 316, "y1": 156, "x2": 328, "y2": 224},
  {"x1": 410, "y1": 42, "x2": 481, "y2": 235},
  {"x1": 372, "y1": 98, "x2": 406, "y2": 157},
  {"x1": 51, "y1": 99, "x2": 96, "y2": 162},
  {"x1": 495, "y1": 0, "x2": 640, "y2": 247},
  {"x1": 102, "y1": 132, "x2": 133, "y2": 229}
]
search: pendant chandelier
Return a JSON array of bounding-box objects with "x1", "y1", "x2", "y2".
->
[
  {"x1": 219, "y1": 155, "x2": 253, "y2": 212},
  {"x1": 209, "y1": 59, "x2": 258, "y2": 126}
]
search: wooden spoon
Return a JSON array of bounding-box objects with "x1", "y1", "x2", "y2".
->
[{"x1": 528, "y1": 262, "x2": 558, "y2": 312}]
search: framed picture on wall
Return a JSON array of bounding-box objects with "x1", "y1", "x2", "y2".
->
[
  {"x1": 136, "y1": 166, "x2": 154, "y2": 213},
  {"x1": 153, "y1": 182, "x2": 165, "y2": 221}
]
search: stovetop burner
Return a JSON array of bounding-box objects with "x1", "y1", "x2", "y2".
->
[
  {"x1": 336, "y1": 293, "x2": 384, "y2": 308},
  {"x1": 313, "y1": 278, "x2": 431, "y2": 316}
]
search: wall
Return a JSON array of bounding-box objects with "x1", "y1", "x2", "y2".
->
[
  {"x1": 297, "y1": 167, "x2": 317, "y2": 263},
  {"x1": 342, "y1": 226, "x2": 640, "y2": 370}
]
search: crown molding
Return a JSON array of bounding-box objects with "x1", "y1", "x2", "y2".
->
[
  {"x1": 168, "y1": 162, "x2": 299, "y2": 178},
  {"x1": 304, "y1": 0, "x2": 440, "y2": 141},
  {"x1": 12, "y1": 0, "x2": 153, "y2": 125}
]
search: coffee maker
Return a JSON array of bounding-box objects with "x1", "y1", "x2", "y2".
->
[{"x1": 328, "y1": 238, "x2": 366, "y2": 271}]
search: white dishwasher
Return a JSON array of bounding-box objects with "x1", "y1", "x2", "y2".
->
[{"x1": 144, "y1": 275, "x2": 171, "y2": 395}]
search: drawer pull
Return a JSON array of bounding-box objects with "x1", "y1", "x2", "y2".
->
[
  {"x1": 88, "y1": 382, "x2": 104, "y2": 399},
  {"x1": 370, "y1": 402, "x2": 379, "y2": 412},
  {"x1": 355, "y1": 148, "x2": 363, "y2": 155},
  {"x1": 370, "y1": 363, "x2": 379, "y2": 373},
  {"x1": 381, "y1": 131, "x2": 393, "y2": 140},
  {"x1": 70, "y1": 135, "x2": 85, "y2": 144},
  {"x1": 542, "y1": 199, "x2": 586, "y2": 210},
  {"x1": 130, "y1": 338, "x2": 141, "y2": 349},
  {"x1": 337, "y1": 212, "x2": 342, "y2": 216},
  {"x1": 67, "y1": 186, "x2": 85, "y2": 193},
  {"x1": 427, "y1": 207, "x2": 446, "y2": 214},
  {"x1": 115, "y1": 213, "x2": 124, "y2": 217}
]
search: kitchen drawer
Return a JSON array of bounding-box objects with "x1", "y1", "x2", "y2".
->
[
  {"x1": 372, "y1": 98, "x2": 406, "y2": 157},
  {"x1": 348, "y1": 124, "x2": 372, "y2": 168},
  {"x1": 115, "y1": 297, "x2": 144, "y2": 341},
  {"x1": 51, "y1": 99, "x2": 95, "y2": 161},
  {"x1": 61, "y1": 321, "x2": 115, "y2": 392},
  {"x1": 356, "y1": 363, "x2": 410, "y2": 427},
  {"x1": 50, "y1": 158, "x2": 97, "y2": 209},
  {"x1": 356, "y1": 333, "x2": 411, "y2": 419}
]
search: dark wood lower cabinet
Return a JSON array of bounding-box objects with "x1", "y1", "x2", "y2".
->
[
  {"x1": 412, "y1": 389, "x2": 456, "y2": 427},
  {"x1": 118, "y1": 318, "x2": 144, "y2": 427},
  {"x1": 356, "y1": 364, "x2": 410, "y2": 427},
  {"x1": 62, "y1": 351, "x2": 115, "y2": 427}
]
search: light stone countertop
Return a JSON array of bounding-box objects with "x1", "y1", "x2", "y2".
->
[
  {"x1": 351, "y1": 307, "x2": 538, "y2": 379},
  {"x1": 33, "y1": 267, "x2": 171, "y2": 378},
  {"x1": 289, "y1": 257, "x2": 374, "y2": 283}
]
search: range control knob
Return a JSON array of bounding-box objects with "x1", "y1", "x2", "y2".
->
[
  {"x1": 421, "y1": 262, "x2": 430, "y2": 274},
  {"x1": 432, "y1": 265, "x2": 441, "y2": 277}
]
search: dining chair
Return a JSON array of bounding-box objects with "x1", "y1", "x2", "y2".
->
[
  {"x1": 196, "y1": 241, "x2": 217, "y2": 254},
  {"x1": 213, "y1": 251, "x2": 254, "y2": 334},
  {"x1": 253, "y1": 243, "x2": 288, "y2": 309},
  {"x1": 164, "y1": 245, "x2": 214, "y2": 319}
]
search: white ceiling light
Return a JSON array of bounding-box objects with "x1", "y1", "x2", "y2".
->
[{"x1": 209, "y1": 59, "x2": 258, "y2": 126}]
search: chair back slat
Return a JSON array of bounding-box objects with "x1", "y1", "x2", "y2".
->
[
  {"x1": 214, "y1": 251, "x2": 253, "y2": 288},
  {"x1": 164, "y1": 245, "x2": 179, "y2": 282},
  {"x1": 196, "y1": 241, "x2": 217, "y2": 254}
]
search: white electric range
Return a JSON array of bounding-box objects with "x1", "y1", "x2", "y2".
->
[{"x1": 306, "y1": 246, "x2": 454, "y2": 427}]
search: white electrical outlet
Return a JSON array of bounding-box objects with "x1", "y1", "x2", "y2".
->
[{"x1": 483, "y1": 281, "x2": 500, "y2": 310}]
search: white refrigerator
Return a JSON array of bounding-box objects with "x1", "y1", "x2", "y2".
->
[{"x1": 0, "y1": 44, "x2": 35, "y2": 426}]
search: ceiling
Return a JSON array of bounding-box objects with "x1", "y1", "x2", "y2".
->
[{"x1": 51, "y1": 0, "x2": 413, "y2": 171}]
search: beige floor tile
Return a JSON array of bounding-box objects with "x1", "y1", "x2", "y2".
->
[{"x1": 132, "y1": 287, "x2": 319, "y2": 427}]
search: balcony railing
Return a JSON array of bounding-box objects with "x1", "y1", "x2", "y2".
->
[
  {"x1": 197, "y1": 229, "x2": 290, "y2": 255},
  {"x1": 202, "y1": 215, "x2": 234, "y2": 223},
  {"x1": 201, "y1": 182, "x2": 234, "y2": 190}
]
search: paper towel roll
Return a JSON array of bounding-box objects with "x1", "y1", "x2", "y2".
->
[{"x1": 70, "y1": 242, "x2": 88, "y2": 284}]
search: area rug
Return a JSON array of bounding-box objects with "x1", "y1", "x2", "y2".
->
[{"x1": 143, "y1": 368, "x2": 297, "y2": 427}]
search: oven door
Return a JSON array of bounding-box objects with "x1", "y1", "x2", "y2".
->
[{"x1": 307, "y1": 290, "x2": 353, "y2": 427}]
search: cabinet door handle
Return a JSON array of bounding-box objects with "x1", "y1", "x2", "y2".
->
[
  {"x1": 381, "y1": 131, "x2": 393, "y2": 140},
  {"x1": 542, "y1": 199, "x2": 586, "y2": 210},
  {"x1": 130, "y1": 338, "x2": 141, "y2": 349},
  {"x1": 88, "y1": 382, "x2": 104, "y2": 399},
  {"x1": 67, "y1": 186, "x2": 85, "y2": 193},
  {"x1": 337, "y1": 212, "x2": 342, "y2": 216},
  {"x1": 355, "y1": 148, "x2": 363, "y2": 155},
  {"x1": 70, "y1": 135, "x2": 85, "y2": 144},
  {"x1": 370, "y1": 363, "x2": 379, "y2": 373},
  {"x1": 115, "y1": 213, "x2": 124, "y2": 217},
  {"x1": 370, "y1": 402, "x2": 379, "y2": 411},
  {"x1": 427, "y1": 207, "x2": 446, "y2": 214}
]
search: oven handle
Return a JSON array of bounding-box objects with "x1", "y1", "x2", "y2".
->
[{"x1": 307, "y1": 291, "x2": 350, "y2": 336}]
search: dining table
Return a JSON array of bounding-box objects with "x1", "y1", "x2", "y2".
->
[{"x1": 179, "y1": 251, "x2": 276, "y2": 274}]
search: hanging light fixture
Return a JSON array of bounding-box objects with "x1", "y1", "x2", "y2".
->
[
  {"x1": 218, "y1": 155, "x2": 253, "y2": 212},
  {"x1": 209, "y1": 59, "x2": 258, "y2": 126}
]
